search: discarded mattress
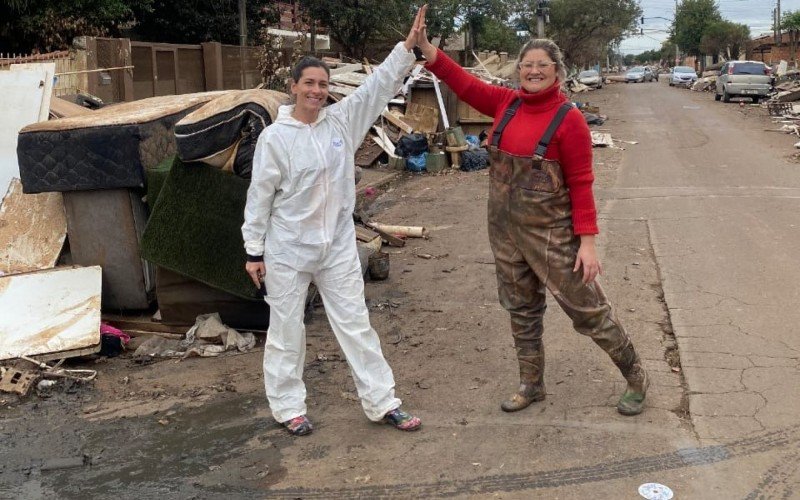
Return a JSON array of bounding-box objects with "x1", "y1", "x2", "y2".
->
[
  {"x1": 16, "y1": 91, "x2": 228, "y2": 194},
  {"x1": 141, "y1": 157, "x2": 260, "y2": 300},
  {"x1": 174, "y1": 89, "x2": 287, "y2": 178}
]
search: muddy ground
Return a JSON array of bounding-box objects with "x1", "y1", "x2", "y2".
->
[{"x1": 2, "y1": 82, "x2": 789, "y2": 499}]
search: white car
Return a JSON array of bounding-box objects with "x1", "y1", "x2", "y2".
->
[
  {"x1": 577, "y1": 70, "x2": 603, "y2": 89},
  {"x1": 669, "y1": 66, "x2": 697, "y2": 87}
]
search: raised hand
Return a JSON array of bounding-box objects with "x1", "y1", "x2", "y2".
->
[
  {"x1": 414, "y1": 5, "x2": 437, "y2": 63},
  {"x1": 404, "y1": 4, "x2": 429, "y2": 51}
]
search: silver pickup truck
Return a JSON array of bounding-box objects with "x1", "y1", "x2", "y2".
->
[{"x1": 715, "y1": 61, "x2": 772, "y2": 104}]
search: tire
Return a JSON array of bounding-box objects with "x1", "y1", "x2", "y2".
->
[
  {"x1": 714, "y1": 93, "x2": 721, "y2": 101},
  {"x1": 669, "y1": 82, "x2": 674, "y2": 87},
  {"x1": 722, "y1": 88, "x2": 731, "y2": 103},
  {"x1": 752, "y1": 96, "x2": 760, "y2": 104}
]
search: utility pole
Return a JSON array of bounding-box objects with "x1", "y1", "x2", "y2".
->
[
  {"x1": 675, "y1": 0, "x2": 680, "y2": 66},
  {"x1": 239, "y1": 0, "x2": 247, "y2": 89},
  {"x1": 239, "y1": 0, "x2": 247, "y2": 47},
  {"x1": 778, "y1": 0, "x2": 782, "y2": 46},
  {"x1": 535, "y1": 0, "x2": 550, "y2": 38}
]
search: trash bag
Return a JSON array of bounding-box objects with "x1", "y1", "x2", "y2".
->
[
  {"x1": 465, "y1": 134, "x2": 481, "y2": 150},
  {"x1": 406, "y1": 152, "x2": 427, "y2": 172},
  {"x1": 583, "y1": 112, "x2": 605, "y2": 125},
  {"x1": 395, "y1": 133, "x2": 429, "y2": 158},
  {"x1": 460, "y1": 149, "x2": 489, "y2": 172}
]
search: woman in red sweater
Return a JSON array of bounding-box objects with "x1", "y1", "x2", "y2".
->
[{"x1": 415, "y1": 27, "x2": 649, "y2": 415}]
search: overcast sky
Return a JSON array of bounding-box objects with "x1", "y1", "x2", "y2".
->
[{"x1": 619, "y1": 0, "x2": 800, "y2": 54}]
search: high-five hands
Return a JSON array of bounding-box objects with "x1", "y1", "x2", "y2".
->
[
  {"x1": 404, "y1": 5, "x2": 428, "y2": 51},
  {"x1": 405, "y1": 4, "x2": 438, "y2": 64}
]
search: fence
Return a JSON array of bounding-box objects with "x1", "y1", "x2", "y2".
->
[
  {"x1": 3, "y1": 38, "x2": 352, "y2": 105},
  {"x1": 0, "y1": 50, "x2": 81, "y2": 97}
]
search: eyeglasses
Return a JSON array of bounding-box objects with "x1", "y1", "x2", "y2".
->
[{"x1": 518, "y1": 61, "x2": 557, "y2": 71}]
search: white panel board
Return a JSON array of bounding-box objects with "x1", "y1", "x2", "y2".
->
[
  {"x1": 11, "y1": 63, "x2": 55, "y2": 121},
  {"x1": 0, "y1": 266, "x2": 102, "y2": 360},
  {"x1": 0, "y1": 69, "x2": 47, "y2": 198}
]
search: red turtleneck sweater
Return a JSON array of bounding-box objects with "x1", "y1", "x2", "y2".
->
[{"x1": 426, "y1": 50, "x2": 598, "y2": 235}]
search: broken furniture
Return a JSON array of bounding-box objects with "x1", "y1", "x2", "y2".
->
[{"x1": 16, "y1": 91, "x2": 228, "y2": 309}]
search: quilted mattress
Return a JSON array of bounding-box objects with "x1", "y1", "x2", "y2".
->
[
  {"x1": 174, "y1": 89, "x2": 288, "y2": 178},
  {"x1": 17, "y1": 91, "x2": 228, "y2": 194}
]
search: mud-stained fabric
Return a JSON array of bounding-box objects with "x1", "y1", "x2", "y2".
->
[{"x1": 487, "y1": 145, "x2": 641, "y2": 380}]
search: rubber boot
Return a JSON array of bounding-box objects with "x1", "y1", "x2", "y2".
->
[
  {"x1": 610, "y1": 343, "x2": 649, "y2": 416},
  {"x1": 501, "y1": 341, "x2": 546, "y2": 412}
]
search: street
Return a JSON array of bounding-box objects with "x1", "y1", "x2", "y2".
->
[{"x1": 2, "y1": 79, "x2": 800, "y2": 499}]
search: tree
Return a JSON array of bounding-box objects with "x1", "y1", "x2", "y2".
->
[
  {"x1": 699, "y1": 19, "x2": 749, "y2": 60},
  {"x1": 131, "y1": 0, "x2": 267, "y2": 45},
  {"x1": 0, "y1": 0, "x2": 152, "y2": 52},
  {"x1": 476, "y1": 17, "x2": 524, "y2": 53},
  {"x1": 782, "y1": 10, "x2": 800, "y2": 63},
  {"x1": 671, "y1": 0, "x2": 721, "y2": 59},
  {"x1": 298, "y1": 0, "x2": 409, "y2": 58},
  {"x1": 512, "y1": 0, "x2": 641, "y2": 68}
]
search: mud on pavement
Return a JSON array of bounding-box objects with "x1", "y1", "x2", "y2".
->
[{"x1": 4, "y1": 86, "x2": 776, "y2": 499}]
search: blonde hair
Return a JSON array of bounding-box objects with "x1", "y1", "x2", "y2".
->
[{"x1": 517, "y1": 39, "x2": 567, "y2": 83}]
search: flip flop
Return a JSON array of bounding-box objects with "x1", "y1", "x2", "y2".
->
[
  {"x1": 283, "y1": 415, "x2": 313, "y2": 436},
  {"x1": 383, "y1": 408, "x2": 422, "y2": 431}
]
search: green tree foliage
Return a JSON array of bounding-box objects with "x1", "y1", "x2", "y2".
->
[
  {"x1": 298, "y1": 0, "x2": 409, "y2": 58},
  {"x1": 476, "y1": 17, "x2": 523, "y2": 53},
  {"x1": 131, "y1": 0, "x2": 267, "y2": 45},
  {"x1": 0, "y1": 0, "x2": 152, "y2": 52},
  {"x1": 699, "y1": 19, "x2": 749, "y2": 59},
  {"x1": 781, "y1": 10, "x2": 800, "y2": 63},
  {"x1": 783, "y1": 10, "x2": 800, "y2": 32},
  {"x1": 526, "y1": 0, "x2": 641, "y2": 68},
  {"x1": 671, "y1": 0, "x2": 721, "y2": 58},
  {"x1": 634, "y1": 49, "x2": 661, "y2": 64}
]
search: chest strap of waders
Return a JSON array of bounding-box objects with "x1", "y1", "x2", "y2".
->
[
  {"x1": 533, "y1": 102, "x2": 573, "y2": 159},
  {"x1": 490, "y1": 98, "x2": 522, "y2": 148}
]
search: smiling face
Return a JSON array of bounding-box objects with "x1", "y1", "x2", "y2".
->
[
  {"x1": 518, "y1": 48, "x2": 558, "y2": 93},
  {"x1": 290, "y1": 66, "x2": 329, "y2": 120}
]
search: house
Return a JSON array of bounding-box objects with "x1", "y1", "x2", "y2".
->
[{"x1": 747, "y1": 33, "x2": 798, "y2": 64}]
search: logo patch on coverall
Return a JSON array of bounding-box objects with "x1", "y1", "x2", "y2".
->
[{"x1": 331, "y1": 137, "x2": 344, "y2": 149}]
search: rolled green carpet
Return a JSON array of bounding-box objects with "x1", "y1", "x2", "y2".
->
[{"x1": 141, "y1": 157, "x2": 260, "y2": 300}]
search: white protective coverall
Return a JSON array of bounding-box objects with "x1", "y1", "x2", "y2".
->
[{"x1": 242, "y1": 42, "x2": 416, "y2": 424}]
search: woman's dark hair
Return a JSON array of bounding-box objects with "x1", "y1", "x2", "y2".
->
[{"x1": 291, "y1": 56, "x2": 330, "y2": 82}]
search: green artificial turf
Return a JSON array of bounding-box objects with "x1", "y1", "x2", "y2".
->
[
  {"x1": 145, "y1": 155, "x2": 174, "y2": 209},
  {"x1": 141, "y1": 157, "x2": 260, "y2": 300}
]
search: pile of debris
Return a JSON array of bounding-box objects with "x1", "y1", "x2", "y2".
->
[
  {"x1": 4, "y1": 51, "x2": 496, "y2": 397},
  {"x1": 691, "y1": 71, "x2": 717, "y2": 92}
]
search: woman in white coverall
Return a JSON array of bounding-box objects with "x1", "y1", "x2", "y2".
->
[{"x1": 242, "y1": 7, "x2": 428, "y2": 436}]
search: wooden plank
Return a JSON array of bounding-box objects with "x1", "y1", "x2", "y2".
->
[
  {"x1": 330, "y1": 63, "x2": 362, "y2": 75},
  {"x1": 372, "y1": 125, "x2": 396, "y2": 156},
  {"x1": 403, "y1": 102, "x2": 439, "y2": 134},
  {"x1": 0, "y1": 178, "x2": 66, "y2": 276},
  {"x1": 381, "y1": 109, "x2": 413, "y2": 134},
  {"x1": 329, "y1": 84, "x2": 357, "y2": 96},
  {"x1": 0, "y1": 266, "x2": 102, "y2": 361},
  {"x1": 355, "y1": 225, "x2": 380, "y2": 242},
  {"x1": 101, "y1": 315, "x2": 190, "y2": 335},
  {"x1": 49, "y1": 96, "x2": 92, "y2": 118},
  {"x1": 355, "y1": 135, "x2": 385, "y2": 167},
  {"x1": 331, "y1": 72, "x2": 368, "y2": 86}
]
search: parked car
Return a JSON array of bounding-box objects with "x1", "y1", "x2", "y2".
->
[
  {"x1": 669, "y1": 66, "x2": 697, "y2": 87},
  {"x1": 577, "y1": 69, "x2": 603, "y2": 89},
  {"x1": 715, "y1": 60, "x2": 771, "y2": 103},
  {"x1": 669, "y1": 66, "x2": 698, "y2": 87},
  {"x1": 625, "y1": 66, "x2": 653, "y2": 83}
]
